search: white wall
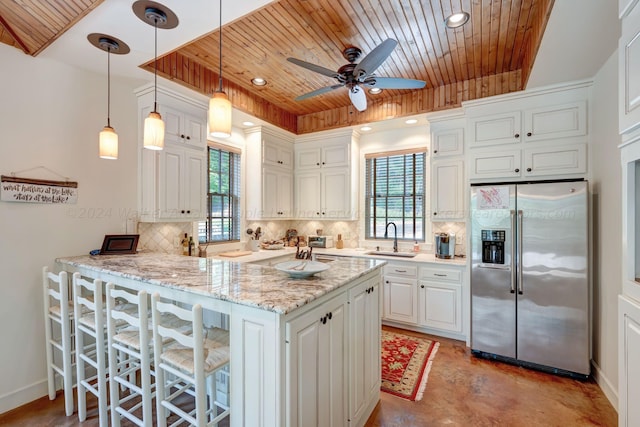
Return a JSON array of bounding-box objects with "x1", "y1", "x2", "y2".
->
[
  {"x1": 0, "y1": 44, "x2": 141, "y2": 413},
  {"x1": 590, "y1": 50, "x2": 622, "y2": 407}
]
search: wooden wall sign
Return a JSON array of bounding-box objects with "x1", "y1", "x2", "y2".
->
[{"x1": 1, "y1": 175, "x2": 78, "y2": 204}]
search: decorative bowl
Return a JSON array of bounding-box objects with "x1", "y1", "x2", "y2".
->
[{"x1": 274, "y1": 260, "x2": 330, "y2": 278}]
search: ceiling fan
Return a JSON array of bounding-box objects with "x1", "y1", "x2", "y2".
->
[{"x1": 287, "y1": 38, "x2": 426, "y2": 112}]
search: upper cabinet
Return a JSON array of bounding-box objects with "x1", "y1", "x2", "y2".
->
[
  {"x1": 620, "y1": 0, "x2": 640, "y2": 136},
  {"x1": 464, "y1": 82, "x2": 591, "y2": 182},
  {"x1": 135, "y1": 84, "x2": 208, "y2": 222},
  {"x1": 294, "y1": 130, "x2": 359, "y2": 220},
  {"x1": 245, "y1": 126, "x2": 296, "y2": 220}
]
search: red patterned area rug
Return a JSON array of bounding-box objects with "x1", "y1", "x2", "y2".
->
[{"x1": 381, "y1": 329, "x2": 439, "y2": 401}]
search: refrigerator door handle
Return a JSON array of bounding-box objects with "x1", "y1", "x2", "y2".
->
[
  {"x1": 510, "y1": 209, "x2": 516, "y2": 294},
  {"x1": 517, "y1": 209, "x2": 524, "y2": 295}
]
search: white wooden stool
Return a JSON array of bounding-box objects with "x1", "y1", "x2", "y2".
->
[{"x1": 151, "y1": 293, "x2": 230, "y2": 427}]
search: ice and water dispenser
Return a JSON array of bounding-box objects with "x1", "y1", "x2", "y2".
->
[{"x1": 481, "y1": 229, "x2": 505, "y2": 265}]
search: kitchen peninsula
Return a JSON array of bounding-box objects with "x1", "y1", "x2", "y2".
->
[{"x1": 56, "y1": 253, "x2": 385, "y2": 427}]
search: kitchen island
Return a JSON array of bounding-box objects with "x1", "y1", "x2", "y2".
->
[{"x1": 56, "y1": 253, "x2": 385, "y2": 427}]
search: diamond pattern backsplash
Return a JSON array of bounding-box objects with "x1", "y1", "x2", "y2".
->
[{"x1": 138, "y1": 222, "x2": 196, "y2": 254}]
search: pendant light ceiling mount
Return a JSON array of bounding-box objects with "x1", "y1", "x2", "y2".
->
[
  {"x1": 132, "y1": 1, "x2": 179, "y2": 30},
  {"x1": 88, "y1": 33, "x2": 130, "y2": 160}
]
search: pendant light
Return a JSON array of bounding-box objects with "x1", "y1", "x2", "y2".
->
[
  {"x1": 133, "y1": 1, "x2": 179, "y2": 150},
  {"x1": 88, "y1": 33, "x2": 130, "y2": 160},
  {"x1": 208, "y1": 0, "x2": 232, "y2": 138}
]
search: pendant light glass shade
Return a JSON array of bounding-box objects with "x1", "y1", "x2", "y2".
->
[
  {"x1": 144, "y1": 111, "x2": 165, "y2": 150},
  {"x1": 209, "y1": 91, "x2": 232, "y2": 138},
  {"x1": 99, "y1": 125, "x2": 118, "y2": 159}
]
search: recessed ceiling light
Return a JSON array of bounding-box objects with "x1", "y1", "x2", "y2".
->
[
  {"x1": 445, "y1": 12, "x2": 470, "y2": 28},
  {"x1": 251, "y1": 77, "x2": 267, "y2": 86},
  {"x1": 360, "y1": 126, "x2": 372, "y2": 132},
  {"x1": 242, "y1": 121, "x2": 255, "y2": 127},
  {"x1": 368, "y1": 87, "x2": 383, "y2": 95},
  {"x1": 405, "y1": 119, "x2": 418, "y2": 125}
]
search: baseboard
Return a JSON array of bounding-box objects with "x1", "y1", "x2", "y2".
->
[
  {"x1": 0, "y1": 379, "x2": 48, "y2": 416},
  {"x1": 591, "y1": 360, "x2": 619, "y2": 412},
  {"x1": 381, "y1": 320, "x2": 466, "y2": 342}
]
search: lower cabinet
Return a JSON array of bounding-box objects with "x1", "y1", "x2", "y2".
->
[
  {"x1": 619, "y1": 295, "x2": 640, "y2": 427},
  {"x1": 286, "y1": 273, "x2": 381, "y2": 427},
  {"x1": 418, "y1": 266, "x2": 463, "y2": 333},
  {"x1": 382, "y1": 264, "x2": 418, "y2": 324}
]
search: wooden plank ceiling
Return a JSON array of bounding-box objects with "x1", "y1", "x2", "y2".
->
[{"x1": 0, "y1": 0, "x2": 554, "y2": 134}]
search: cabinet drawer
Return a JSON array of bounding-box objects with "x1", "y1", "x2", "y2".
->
[
  {"x1": 419, "y1": 267, "x2": 461, "y2": 283},
  {"x1": 384, "y1": 264, "x2": 417, "y2": 278}
]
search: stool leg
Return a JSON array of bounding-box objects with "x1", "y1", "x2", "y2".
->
[
  {"x1": 76, "y1": 324, "x2": 86, "y2": 422},
  {"x1": 62, "y1": 315, "x2": 74, "y2": 416}
]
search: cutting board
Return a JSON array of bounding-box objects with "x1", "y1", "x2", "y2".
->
[{"x1": 218, "y1": 250, "x2": 253, "y2": 258}]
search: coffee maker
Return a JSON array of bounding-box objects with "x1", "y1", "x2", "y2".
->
[{"x1": 435, "y1": 232, "x2": 456, "y2": 259}]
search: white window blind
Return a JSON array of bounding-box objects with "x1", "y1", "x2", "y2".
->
[{"x1": 365, "y1": 149, "x2": 426, "y2": 241}]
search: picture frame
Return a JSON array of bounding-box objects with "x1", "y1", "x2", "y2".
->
[{"x1": 99, "y1": 234, "x2": 139, "y2": 255}]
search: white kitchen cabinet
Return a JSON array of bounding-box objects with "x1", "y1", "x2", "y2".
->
[
  {"x1": 296, "y1": 143, "x2": 350, "y2": 170},
  {"x1": 157, "y1": 145, "x2": 206, "y2": 220},
  {"x1": 619, "y1": 296, "x2": 640, "y2": 427},
  {"x1": 136, "y1": 84, "x2": 208, "y2": 222},
  {"x1": 431, "y1": 126, "x2": 464, "y2": 157},
  {"x1": 286, "y1": 292, "x2": 348, "y2": 427},
  {"x1": 418, "y1": 266, "x2": 462, "y2": 333},
  {"x1": 619, "y1": 0, "x2": 640, "y2": 135},
  {"x1": 382, "y1": 263, "x2": 418, "y2": 324},
  {"x1": 348, "y1": 276, "x2": 380, "y2": 427},
  {"x1": 245, "y1": 126, "x2": 295, "y2": 220},
  {"x1": 431, "y1": 159, "x2": 465, "y2": 220},
  {"x1": 469, "y1": 143, "x2": 586, "y2": 180},
  {"x1": 467, "y1": 101, "x2": 586, "y2": 147}
]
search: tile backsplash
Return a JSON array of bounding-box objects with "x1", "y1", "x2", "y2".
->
[{"x1": 138, "y1": 222, "x2": 196, "y2": 254}]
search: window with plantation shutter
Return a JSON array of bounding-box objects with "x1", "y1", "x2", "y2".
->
[
  {"x1": 365, "y1": 149, "x2": 426, "y2": 241},
  {"x1": 199, "y1": 146, "x2": 240, "y2": 243}
]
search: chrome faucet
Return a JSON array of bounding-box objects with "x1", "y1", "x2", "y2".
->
[{"x1": 384, "y1": 222, "x2": 398, "y2": 252}]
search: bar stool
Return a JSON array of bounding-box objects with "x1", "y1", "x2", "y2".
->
[
  {"x1": 42, "y1": 266, "x2": 74, "y2": 417},
  {"x1": 72, "y1": 273, "x2": 108, "y2": 425},
  {"x1": 151, "y1": 293, "x2": 230, "y2": 427},
  {"x1": 105, "y1": 283, "x2": 153, "y2": 427}
]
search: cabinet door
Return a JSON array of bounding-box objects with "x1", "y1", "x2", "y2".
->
[
  {"x1": 296, "y1": 147, "x2": 322, "y2": 170},
  {"x1": 278, "y1": 171, "x2": 294, "y2": 217},
  {"x1": 432, "y1": 127, "x2": 464, "y2": 157},
  {"x1": 263, "y1": 140, "x2": 293, "y2": 169},
  {"x1": 158, "y1": 146, "x2": 183, "y2": 219},
  {"x1": 322, "y1": 144, "x2": 350, "y2": 168},
  {"x1": 383, "y1": 276, "x2": 418, "y2": 324},
  {"x1": 431, "y1": 159, "x2": 464, "y2": 220},
  {"x1": 418, "y1": 281, "x2": 461, "y2": 332},
  {"x1": 162, "y1": 105, "x2": 184, "y2": 146},
  {"x1": 286, "y1": 294, "x2": 347, "y2": 427},
  {"x1": 468, "y1": 111, "x2": 521, "y2": 147},
  {"x1": 523, "y1": 143, "x2": 587, "y2": 177},
  {"x1": 184, "y1": 152, "x2": 206, "y2": 218},
  {"x1": 295, "y1": 172, "x2": 321, "y2": 218},
  {"x1": 348, "y1": 278, "x2": 380, "y2": 426},
  {"x1": 620, "y1": 2, "x2": 640, "y2": 134},
  {"x1": 183, "y1": 111, "x2": 206, "y2": 148},
  {"x1": 469, "y1": 149, "x2": 522, "y2": 180},
  {"x1": 161, "y1": 105, "x2": 206, "y2": 149},
  {"x1": 262, "y1": 168, "x2": 279, "y2": 218},
  {"x1": 523, "y1": 101, "x2": 587, "y2": 143},
  {"x1": 322, "y1": 169, "x2": 350, "y2": 218}
]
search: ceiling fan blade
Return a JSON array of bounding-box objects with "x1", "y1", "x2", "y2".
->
[
  {"x1": 363, "y1": 77, "x2": 426, "y2": 89},
  {"x1": 287, "y1": 57, "x2": 339, "y2": 79},
  {"x1": 349, "y1": 86, "x2": 367, "y2": 111},
  {"x1": 353, "y1": 38, "x2": 398, "y2": 79},
  {"x1": 295, "y1": 84, "x2": 344, "y2": 101}
]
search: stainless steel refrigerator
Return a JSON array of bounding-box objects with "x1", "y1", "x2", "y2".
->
[{"x1": 470, "y1": 180, "x2": 589, "y2": 377}]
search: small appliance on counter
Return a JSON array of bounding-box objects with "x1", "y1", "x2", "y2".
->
[
  {"x1": 434, "y1": 232, "x2": 455, "y2": 259},
  {"x1": 308, "y1": 235, "x2": 334, "y2": 248}
]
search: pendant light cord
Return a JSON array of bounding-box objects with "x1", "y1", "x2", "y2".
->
[
  {"x1": 153, "y1": 17, "x2": 158, "y2": 113},
  {"x1": 107, "y1": 46, "x2": 111, "y2": 127},
  {"x1": 218, "y1": 0, "x2": 223, "y2": 92}
]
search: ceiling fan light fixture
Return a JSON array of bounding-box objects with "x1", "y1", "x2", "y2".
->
[
  {"x1": 445, "y1": 12, "x2": 470, "y2": 28},
  {"x1": 368, "y1": 87, "x2": 383, "y2": 95},
  {"x1": 251, "y1": 77, "x2": 267, "y2": 86},
  {"x1": 88, "y1": 33, "x2": 130, "y2": 160},
  {"x1": 209, "y1": 0, "x2": 232, "y2": 138}
]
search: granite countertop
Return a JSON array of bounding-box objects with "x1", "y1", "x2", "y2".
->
[{"x1": 56, "y1": 252, "x2": 385, "y2": 315}]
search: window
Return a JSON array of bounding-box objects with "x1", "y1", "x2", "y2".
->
[
  {"x1": 199, "y1": 145, "x2": 240, "y2": 243},
  {"x1": 365, "y1": 149, "x2": 425, "y2": 241}
]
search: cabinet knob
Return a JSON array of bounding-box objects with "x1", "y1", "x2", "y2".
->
[
  {"x1": 421, "y1": 285, "x2": 425, "y2": 289},
  {"x1": 514, "y1": 168, "x2": 520, "y2": 173},
  {"x1": 515, "y1": 133, "x2": 520, "y2": 138},
  {"x1": 322, "y1": 162, "x2": 325, "y2": 165},
  {"x1": 186, "y1": 136, "x2": 191, "y2": 140},
  {"x1": 327, "y1": 312, "x2": 332, "y2": 320},
  {"x1": 322, "y1": 212, "x2": 325, "y2": 215},
  {"x1": 527, "y1": 132, "x2": 532, "y2": 137},
  {"x1": 181, "y1": 210, "x2": 185, "y2": 214},
  {"x1": 180, "y1": 134, "x2": 185, "y2": 138},
  {"x1": 316, "y1": 162, "x2": 320, "y2": 166},
  {"x1": 186, "y1": 210, "x2": 191, "y2": 214},
  {"x1": 316, "y1": 212, "x2": 320, "y2": 215},
  {"x1": 433, "y1": 150, "x2": 438, "y2": 154},
  {"x1": 433, "y1": 212, "x2": 437, "y2": 216},
  {"x1": 526, "y1": 168, "x2": 532, "y2": 172},
  {"x1": 385, "y1": 280, "x2": 389, "y2": 284}
]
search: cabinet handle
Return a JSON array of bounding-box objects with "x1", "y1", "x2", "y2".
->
[
  {"x1": 395, "y1": 269, "x2": 407, "y2": 273},
  {"x1": 321, "y1": 316, "x2": 327, "y2": 324},
  {"x1": 327, "y1": 312, "x2": 332, "y2": 320},
  {"x1": 421, "y1": 285, "x2": 425, "y2": 288},
  {"x1": 514, "y1": 168, "x2": 520, "y2": 173},
  {"x1": 434, "y1": 273, "x2": 447, "y2": 277},
  {"x1": 515, "y1": 133, "x2": 520, "y2": 138},
  {"x1": 526, "y1": 167, "x2": 532, "y2": 172},
  {"x1": 370, "y1": 286, "x2": 374, "y2": 293},
  {"x1": 527, "y1": 132, "x2": 532, "y2": 137}
]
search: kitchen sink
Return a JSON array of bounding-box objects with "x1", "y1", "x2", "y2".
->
[{"x1": 365, "y1": 251, "x2": 417, "y2": 258}]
